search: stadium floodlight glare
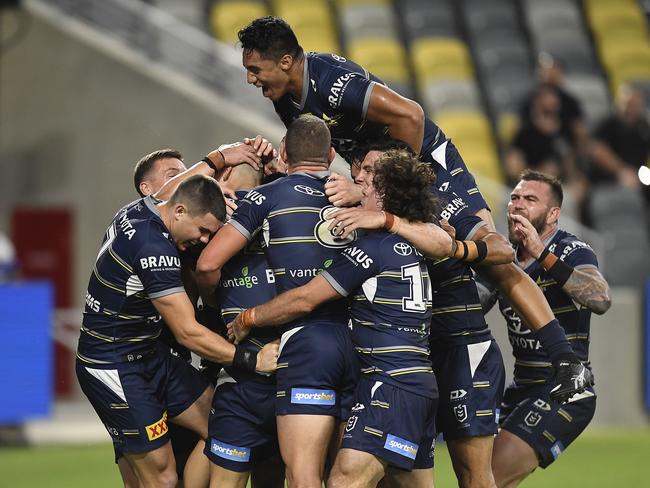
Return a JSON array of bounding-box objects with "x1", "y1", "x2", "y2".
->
[{"x1": 638, "y1": 165, "x2": 650, "y2": 186}]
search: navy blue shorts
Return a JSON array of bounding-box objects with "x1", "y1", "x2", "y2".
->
[
  {"x1": 431, "y1": 338, "x2": 505, "y2": 441},
  {"x1": 276, "y1": 322, "x2": 359, "y2": 419},
  {"x1": 423, "y1": 139, "x2": 489, "y2": 214},
  {"x1": 205, "y1": 371, "x2": 279, "y2": 472},
  {"x1": 499, "y1": 382, "x2": 597, "y2": 468},
  {"x1": 76, "y1": 344, "x2": 209, "y2": 455},
  {"x1": 341, "y1": 377, "x2": 437, "y2": 471}
]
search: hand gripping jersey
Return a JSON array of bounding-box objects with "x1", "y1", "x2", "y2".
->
[
  {"x1": 498, "y1": 230, "x2": 599, "y2": 383},
  {"x1": 217, "y1": 190, "x2": 279, "y2": 383},
  {"x1": 322, "y1": 231, "x2": 437, "y2": 399},
  {"x1": 273, "y1": 52, "x2": 443, "y2": 164},
  {"x1": 228, "y1": 171, "x2": 351, "y2": 332},
  {"x1": 77, "y1": 196, "x2": 185, "y2": 365},
  {"x1": 428, "y1": 191, "x2": 489, "y2": 345}
]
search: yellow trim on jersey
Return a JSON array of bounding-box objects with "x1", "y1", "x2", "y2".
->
[
  {"x1": 108, "y1": 247, "x2": 133, "y2": 273},
  {"x1": 92, "y1": 268, "x2": 123, "y2": 293}
]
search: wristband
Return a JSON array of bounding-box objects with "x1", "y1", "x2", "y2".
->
[
  {"x1": 474, "y1": 239, "x2": 488, "y2": 263},
  {"x1": 232, "y1": 345, "x2": 257, "y2": 372},
  {"x1": 240, "y1": 307, "x2": 256, "y2": 329},
  {"x1": 454, "y1": 240, "x2": 469, "y2": 261},
  {"x1": 202, "y1": 156, "x2": 219, "y2": 173},
  {"x1": 382, "y1": 211, "x2": 394, "y2": 231},
  {"x1": 545, "y1": 258, "x2": 574, "y2": 287}
]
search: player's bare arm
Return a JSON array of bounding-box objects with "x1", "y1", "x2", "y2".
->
[
  {"x1": 195, "y1": 224, "x2": 249, "y2": 294},
  {"x1": 154, "y1": 138, "x2": 271, "y2": 200},
  {"x1": 562, "y1": 267, "x2": 611, "y2": 314},
  {"x1": 441, "y1": 219, "x2": 514, "y2": 265},
  {"x1": 328, "y1": 207, "x2": 453, "y2": 259},
  {"x1": 227, "y1": 275, "x2": 341, "y2": 343},
  {"x1": 152, "y1": 292, "x2": 277, "y2": 373},
  {"x1": 366, "y1": 83, "x2": 425, "y2": 154}
]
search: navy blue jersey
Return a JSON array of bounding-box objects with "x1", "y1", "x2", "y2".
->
[
  {"x1": 428, "y1": 192, "x2": 489, "y2": 345},
  {"x1": 273, "y1": 52, "x2": 442, "y2": 163},
  {"x1": 498, "y1": 229, "x2": 599, "y2": 382},
  {"x1": 78, "y1": 196, "x2": 184, "y2": 365},
  {"x1": 322, "y1": 232, "x2": 436, "y2": 399},
  {"x1": 217, "y1": 190, "x2": 280, "y2": 382},
  {"x1": 228, "y1": 172, "x2": 352, "y2": 333}
]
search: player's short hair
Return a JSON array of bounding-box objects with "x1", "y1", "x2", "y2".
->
[
  {"x1": 133, "y1": 149, "x2": 183, "y2": 197},
  {"x1": 520, "y1": 169, "x2": 564, "y2": 207},
  {"x1": 374, "y1": 149, "x2": 439, "y2": 222},
  {"x1": 238, "y1": 16, "x2": 303, "y2": 61},
  {"x1": 168, "y1": 175, "x2": 226, "y2": 222},
  {"x1": 285, "y1": 114, "x2": 331, "y2": 165}
]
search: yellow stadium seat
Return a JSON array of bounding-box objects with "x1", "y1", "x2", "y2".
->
[
  {"x1": 411, "y1": 38, "x2": 474, "y2": 87},
  {"x1": 584, "y1": 0, "x2": 640, "y2": 22},
  {"x1": 592, "y1": 22, "x2": 648, "y2": 51},
  {"x1": 436, "y1": 111, "x2": 494, "y2": 147},
  {"x1": 599, "y1": 42, "x2": 650, "y2": 72},
  {"x1": 299, "y1": 29, "x2": 342, "y2": 54},
  {"x1": 497, "y1": 112, "x2": 520, "y2": 148},
  {"x1": 587, "y1": 6, "x2": 648, "y2": 38},
  {"x1": 210, "y1": 1, "x2": 268, "y2": 45},
  {"x1": 273, "y1": 0, "x2": 333, "y2": 27},
  {"x1": 335, "y1": 0, "x2": 390, "y2": 8},
  {"x1": 347, "y1": 38, "x2": 410, "y2": 84}
]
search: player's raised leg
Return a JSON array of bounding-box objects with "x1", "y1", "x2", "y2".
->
[{"x1": 491, "y1": 430, "x2": 538, "y2": 488}]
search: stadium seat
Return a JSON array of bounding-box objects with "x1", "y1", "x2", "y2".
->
[
  {"x1": 534, "y1": 29, "x2": 600, "y2": 74},
  {"x1": 435, "y1": 110, "x2": 495, "y2": 151},
  {"x1": 497, "y1": 111, "x2": 519, "y2": 147},
  {"x1": 420, "y1": 80, "x2": 482, "y2": 116},
  {"x1": 586, "y1": 3, "x2": 648, "y2": 36},
  {"x1": 599, "y1": 42, "x2": 650, "y2": 86},
  {"x1": 210, "y1": 1, "x2": 268, "y2": 45},
  {"x1": 273, "y1": 0, "x2": 341, "y2": 53},
  {"x1": 411, "y1": 38, "x2": 474, "y2": 87},
  {"x1": 335, "y1": 0, "x2": 390, "y2": 6},
  {"x1": 399, "y1": 4, "x2": 459, "y2": 42},
  {"x1": 340, "y1": 4, "x2": 398, "y2": 41},
  {"x1": 346, "y1": 38, "x2": 409, "y2": 85},
  {"x1": 465, "y1": 3, "x2": 519, "y2": 32}
]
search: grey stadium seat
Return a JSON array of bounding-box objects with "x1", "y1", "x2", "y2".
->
[
  {"x1": 420, "y1": 80, "x2": 482, "y2": 115},
  {"x1": 340, "y1": 5, "x2": 397, "y2": 41}
]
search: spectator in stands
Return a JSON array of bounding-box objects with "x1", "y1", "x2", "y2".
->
[
  {"x1": 519, "y1": 53, "x2": 589, "y2": 157},
  {"x1": 590, "y1": 84, "x2": 650, "y2": 202}
]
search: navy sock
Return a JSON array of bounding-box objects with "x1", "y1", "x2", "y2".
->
[{"x1": 536, "y1": 319, "x2": 576, "y2": 363}]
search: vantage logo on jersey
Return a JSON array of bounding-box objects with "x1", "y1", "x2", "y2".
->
[
  {"x1": 384, "y1": 434, "x2": 419, "y2": 459},
  {"x1": 210, "y1": 439, "x2": 251, "y2": 462},
  {"x1": 146, "y1": 412, "x2": 168, "y2": 441},
  {"x1": 290, "y1": 388, "x2": 336, "y2": 405}
]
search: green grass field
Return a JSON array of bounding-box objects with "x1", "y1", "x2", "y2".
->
[{"x1": 1, "y1": 428, "x2": 648, "y2": 487}]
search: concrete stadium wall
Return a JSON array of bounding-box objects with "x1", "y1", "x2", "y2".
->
[{"x1": 0, "y1": 8, "x2": 284, "y2": 304}]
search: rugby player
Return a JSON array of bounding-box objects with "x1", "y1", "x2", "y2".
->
[
  {"x1": 489, "y1": 170, "x2": 611, "y2": 487},
  {"x1": 204, "y1": 162, "x2": 284, "y2": 488},
  {"x1": 237, "y1": 16, "x2": 493, "y2": 227},
  {"x1": 330, "y1": 142, "x2": 513, "y2": 488},
  {"x1": 76, "y1": 149, "x2": 278, "y2": 488},
  {"x1": 228, "y1": 149, "x2": 453, "y2": 488},
  {"x1": 195, "y1": 116, "x2": 359, "y2": 488}
]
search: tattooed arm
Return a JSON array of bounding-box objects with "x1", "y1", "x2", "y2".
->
[{"x1": 561, "y1": 266, "x2": 611, "y2": 315}]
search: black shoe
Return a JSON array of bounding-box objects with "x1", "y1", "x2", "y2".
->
[{"x1": 550, "y1": 360, "x2": 595, "y2": 403}]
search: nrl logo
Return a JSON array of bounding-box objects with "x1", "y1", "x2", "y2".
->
[{"x1": 454, "y1": 404, "x2": 468, "y2": 423}]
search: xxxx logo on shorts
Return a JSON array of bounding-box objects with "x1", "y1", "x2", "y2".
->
[{"x1": 146, "y1": 411, "x2": 168, "y2": 441}]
